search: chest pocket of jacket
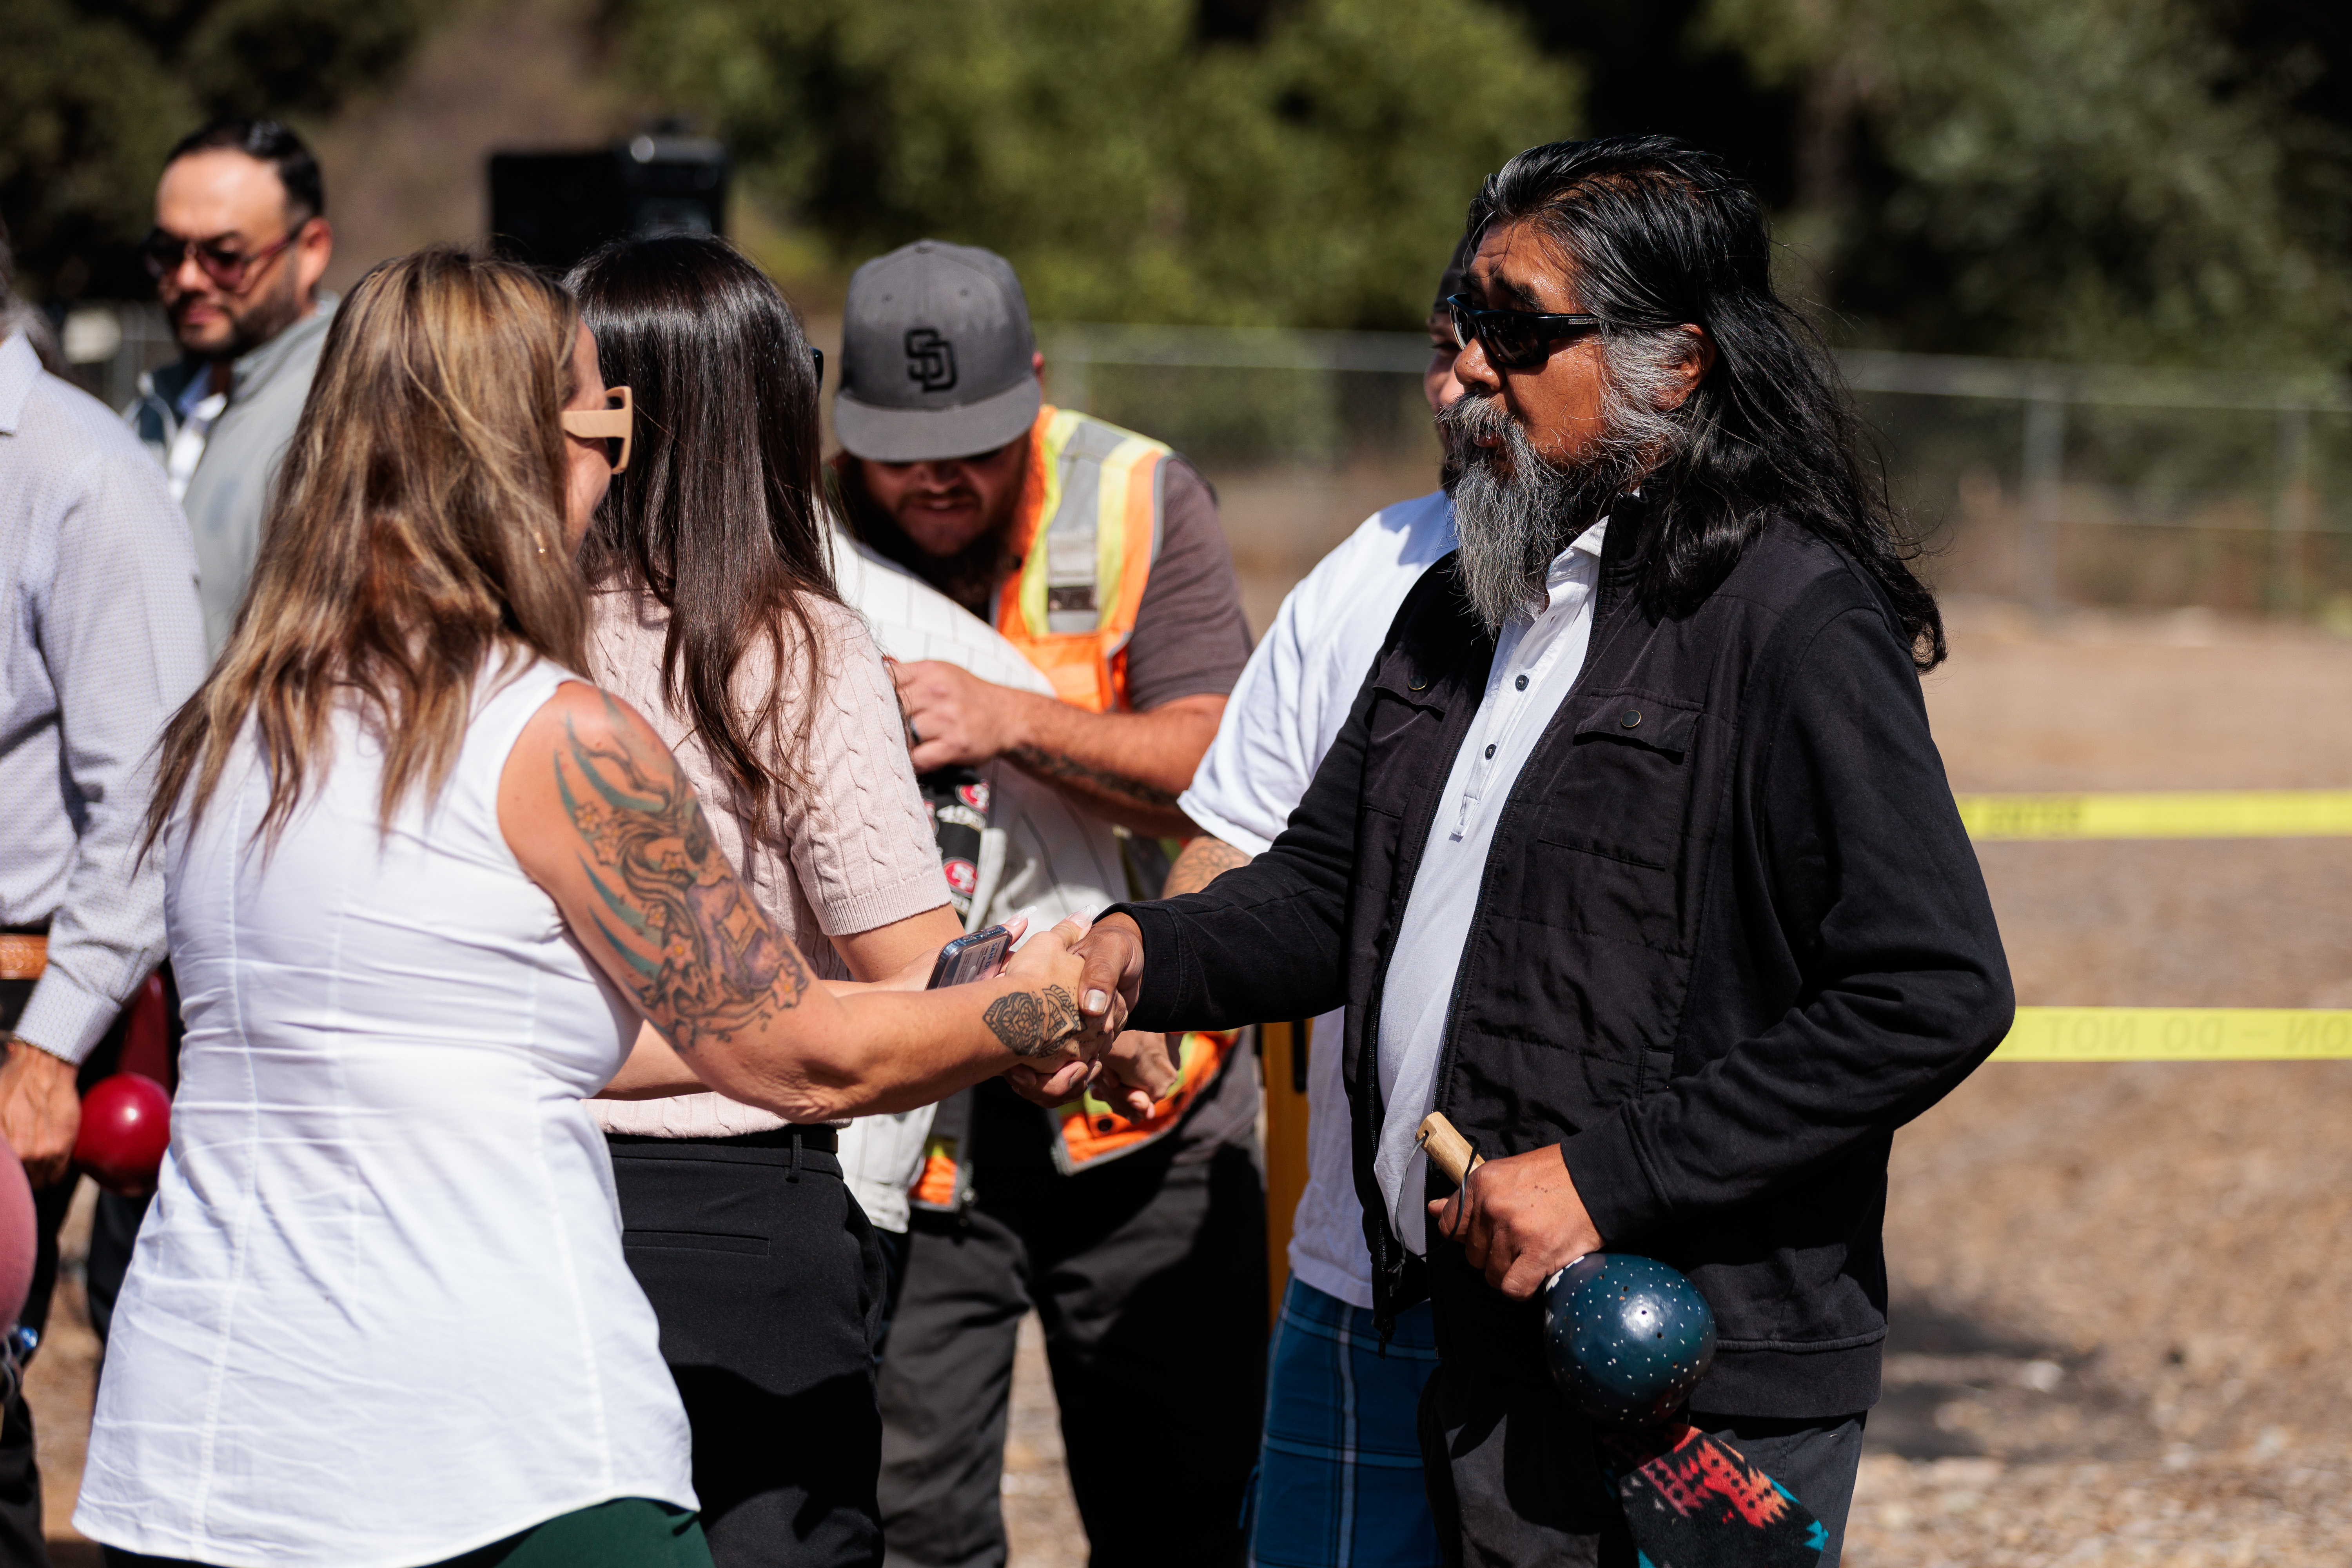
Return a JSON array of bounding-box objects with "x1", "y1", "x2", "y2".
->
[
  {"x1": 1358, "y1": 664, "x2": 1454, "y2": 821},
  {"x1": 1531, "y1": 693, "x2": 1706, "y2": 951}
]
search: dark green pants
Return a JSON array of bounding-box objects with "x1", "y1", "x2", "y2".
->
[{"x1": 100, "y1": 1497, "x2": 712, "y2": 1568}]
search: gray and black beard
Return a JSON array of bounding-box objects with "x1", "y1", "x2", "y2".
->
[{"x1": 1439, "y1": 394, "x2": 1643, "y2": 636}]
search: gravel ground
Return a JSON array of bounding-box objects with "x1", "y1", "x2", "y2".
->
[
  {"x1": 1002, "y1": 1314, "x2": 1087, "y2": 1568},
  {"x1": 24, "y1": 599, "x2": 2352, "y2": 1565},
  {"x1": 1842, "y1": 600, "x2": 2352, "y2": 1566}
]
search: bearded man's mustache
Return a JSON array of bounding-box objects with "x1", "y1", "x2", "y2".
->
[
  {"x1": 1437, "y1": 394, "x2": 1588, "y2": 635},
  {"x1": 1436, "y1": 392, "x2": 1664, "y2": 635}
]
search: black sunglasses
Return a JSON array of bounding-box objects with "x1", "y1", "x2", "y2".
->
[
  {"x1": 811, "y1": 347, "x2": 824, "y2": 384},
  {"x1": 1445, "y1": 293, "x2": 1601, "y2": 371}
]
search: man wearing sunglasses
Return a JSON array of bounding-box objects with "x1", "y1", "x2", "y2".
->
[
  {"x1": 1074, "y1": 136, "x2": 2011, "y2": 1566},
  {"x1": 125, "y1": 118, "x2": 336, "y2": 656}
]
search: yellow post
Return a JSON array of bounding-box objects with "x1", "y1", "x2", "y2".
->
[{"x1": 1260, "y1": 1017, "x2": 1312, "y2": 1327}]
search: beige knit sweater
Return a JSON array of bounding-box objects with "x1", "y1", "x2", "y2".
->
[{"x1": 583, "y1": 585, "x2": 948, "y2": 1138}]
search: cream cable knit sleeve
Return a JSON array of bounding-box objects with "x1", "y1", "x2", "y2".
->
[
  {"x1": 584, "y1": 588, "x2": 949, "y2": 1139},
  {"x1": 779, "y1": 599, "x2": 951, "y2": 940}
]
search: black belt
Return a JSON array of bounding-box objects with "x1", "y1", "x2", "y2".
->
[{"x1": 605, "y1": 1123, "x2": 842, "y2": 1180}]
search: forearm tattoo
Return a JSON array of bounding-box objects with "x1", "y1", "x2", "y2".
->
[
  {"x1": 1005, "y1": 745, "x2": 1181, "y2": 809},
  {"x1": 1162, "y1": 835, "x2": 1250, "y2": 897},
  {"x1": 557, "y1": 693, "x2": 812, "y2": 1050},
  {"x1": 982, "y1": 984, "x2": 1083, "y2": 1058}
]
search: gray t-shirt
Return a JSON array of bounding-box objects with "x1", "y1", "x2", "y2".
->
[{"x1": 1122, "y1": 460, "x2": 1254, "y2": 711}]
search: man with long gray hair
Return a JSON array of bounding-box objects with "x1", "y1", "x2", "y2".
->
[{"x1": 1072, "y1": 136, "x2": 2013, "y2": 1564}]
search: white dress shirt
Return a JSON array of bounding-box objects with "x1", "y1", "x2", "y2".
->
[
  {"x1": 164, "y1": 375, "x2": 227, "y2": 503},
  {"x1": 0, "y1": 330, "x2": 207, "y2": 1061},
  {"x1": 1178, "y1": 491, "x2": 1455, "y2": 1306},
  {"x1": 1374, "y1": 518, "x2": 1608, "y2": 1255}
]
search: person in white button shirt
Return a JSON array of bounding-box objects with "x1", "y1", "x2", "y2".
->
[
  {"x1": 0, "y1": 214, "x2": 208, "y2": 1568},
  {"x1": 1166, "y1": 234, "x2": 1468, "y2": 1568}
]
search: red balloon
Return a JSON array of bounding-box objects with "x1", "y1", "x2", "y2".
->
[
  {"x1": 75, "y1": 1072, "x2": 171, "y2": 1199},
  {"x1": 0, "y1": 1141, "x2": 33, "y2": 1330}
]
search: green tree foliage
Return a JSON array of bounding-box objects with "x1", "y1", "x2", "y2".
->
[
  {"x1": 609, "y1": 0, "x2": 1580, "y2": 328},
  {"x1": 1690, "y1": 0, "x2": 2352, "y2": 368},
  {"x1": 0, "y1": 0, "x2": 432, "y2": 297}
]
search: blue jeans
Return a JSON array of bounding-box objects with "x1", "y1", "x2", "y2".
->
[{"x1": 1248, "y1": 1276, "x2": 1443, "y2": 1568}]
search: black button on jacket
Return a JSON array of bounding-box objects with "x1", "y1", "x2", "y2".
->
[{"x1": 1115, "y1": 500, "x2": 2013, "y2": 1419}]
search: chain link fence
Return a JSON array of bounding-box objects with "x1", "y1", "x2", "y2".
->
[
  {"x1": 1039, "y1": 323, "x2": 2352, "y2": 632},
  {"x1": 53, "y1": 302, "x2": 180, "y2": 411},
  {"x1": 44, "y1": 303, "x2": 2352, "y2": 632}
]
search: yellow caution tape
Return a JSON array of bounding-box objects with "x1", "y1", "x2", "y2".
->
[
  {"x1": 1995, "y1": 1007, "x2": 2352, "y2": 1061},
  {"x1": 1956, "y1": 789, "x2": 2352, "y2": 840}
]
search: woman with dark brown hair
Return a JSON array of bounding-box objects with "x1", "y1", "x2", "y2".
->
[
  {"x1": 70, "y1": 247, "x2": 1112, "y2": 1568},
  {"x1": 563, "y1": 234, "x2": 967, "y2": 1568}
]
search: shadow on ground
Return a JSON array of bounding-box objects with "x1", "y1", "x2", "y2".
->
[{"x1": 1869, "y1": 1299, "x2": 2152, "y2": 1465}]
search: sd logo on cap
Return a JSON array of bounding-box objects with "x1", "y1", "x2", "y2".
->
[{"x1": 837, "y1": 239, "x2": 1041, "y2": 463}]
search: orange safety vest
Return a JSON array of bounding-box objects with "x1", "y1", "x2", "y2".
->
[
  {"x1": 991, "y1": 405, "x2": 1170, "y2": 717},
  {"x1": 912, "y1": 1025, "x2": 1249, "y2": 1204},
  {"x1": 909, "y1": 405, "x2": 1242, "y2": 1194}
]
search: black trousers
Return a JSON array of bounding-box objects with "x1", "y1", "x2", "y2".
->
[
  {"x1": 1416, "y1": 1359, "x2": 1867, "y2": 1568},
  {"x1": 610, "y1": 1130, "x2": 888, "y2": 1568},
  {"x1": 875, "y1": 1080, "x2": 1267, "y2": 1568}
]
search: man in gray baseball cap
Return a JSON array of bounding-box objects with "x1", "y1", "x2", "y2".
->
[
  {"x1": 831, "y1": 237, "x2": 1250, "y2": 831},
  {"x1": 830, "y1": 240, "x2": 1265, "y2": 1568},
  {"x1": 833, "y1": 240, "x2": 1042, "y2": 465}
]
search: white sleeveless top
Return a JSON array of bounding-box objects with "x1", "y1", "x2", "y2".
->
[{"x1": 75, "y1": 658, "x2": 696, "y2": 1567}]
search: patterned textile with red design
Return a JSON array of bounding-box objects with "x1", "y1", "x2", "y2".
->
[{"x1": 1605, "y1": 1421, "x2": 1827, "y2": 1567}]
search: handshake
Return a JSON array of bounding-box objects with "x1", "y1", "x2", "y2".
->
[{"x1": 980, "y1": 911, "x2": 1156, "y2": 1117}]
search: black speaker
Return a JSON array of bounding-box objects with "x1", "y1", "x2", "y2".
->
[{"x1": 488, "y1": 134, "x2": 729, "y2": 273}]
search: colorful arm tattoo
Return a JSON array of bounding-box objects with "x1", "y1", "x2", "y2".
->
[{"x1": 555, "y1": 693, "x2": 811, "y2": 1051}]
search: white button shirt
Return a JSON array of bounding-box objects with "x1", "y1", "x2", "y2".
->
[
  {"x1": 0, "y1": 330, "x2": 206, "y2": 1061},
  {"x1": 164, "y1": 383, "x2": 227, "y2": 503},
  {"x1": 1374, "y1": 518, "x2": 1608, "y2": 1254}
]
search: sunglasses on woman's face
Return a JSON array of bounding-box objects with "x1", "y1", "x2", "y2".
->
[
  {"x1": 1445, "y1": 293, "x2": 1602, "y2": 372},
  {"x1": 560, "y1": 386, "x2": 634, "y2": 474}
]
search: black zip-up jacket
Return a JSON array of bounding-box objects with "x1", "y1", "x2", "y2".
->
[{"x1": 1116, "y1": 498, "x2": 2012, "y2": 1416}]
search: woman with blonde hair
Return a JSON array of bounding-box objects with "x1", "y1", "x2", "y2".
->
[{"x1": 71, "y1": 247, "x2": 1110, "y2": 1568}]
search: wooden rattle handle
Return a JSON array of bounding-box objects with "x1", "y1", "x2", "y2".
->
[{"x1": 1416, "y1": 1112, "x2": 1483, "y2": 1184}]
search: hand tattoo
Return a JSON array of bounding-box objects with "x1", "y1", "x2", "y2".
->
[
  {"x1": 1005, "y1": 745, "x2": 1181, "y2": 809},
  {"x1": 557, "y1": 693, "x2": 811, "y2": 1050},
  {"x1": 984, "y1": 984, "x2": 1084, "y2": 1058}
]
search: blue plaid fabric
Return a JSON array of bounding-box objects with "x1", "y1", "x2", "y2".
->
[{"x1": 1246, "y1": 1276, "x2": 1443, "y2": 1568}]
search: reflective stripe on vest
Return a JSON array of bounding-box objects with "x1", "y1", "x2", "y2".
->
[{"x1": 994, "y1": 406, "x2": 1170, "y2": 714}]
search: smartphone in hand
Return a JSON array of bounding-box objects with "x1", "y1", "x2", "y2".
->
[{"x1": 926, "y1": 925, "x2": 1011, "y2": 989}]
